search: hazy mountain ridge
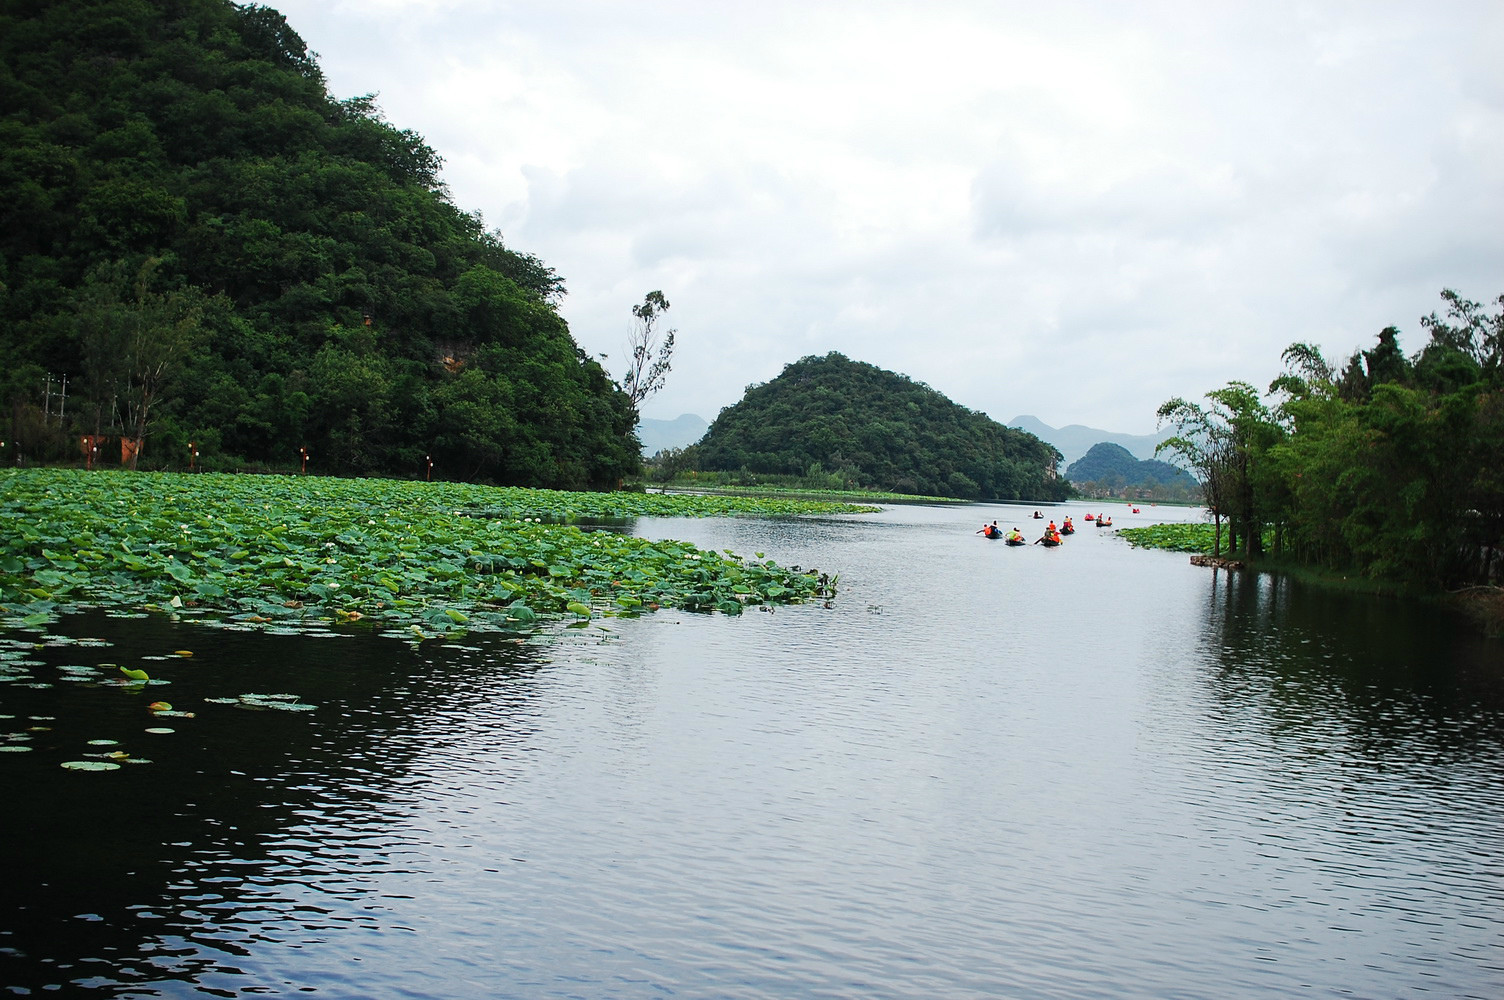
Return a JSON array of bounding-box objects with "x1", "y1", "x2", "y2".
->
[
  {"x1": 638, "y1": 414, "x2": 708, "y2": 455},
  {"x1": 1007, "y1": 415, "x2": 1176, "y2": 470}
]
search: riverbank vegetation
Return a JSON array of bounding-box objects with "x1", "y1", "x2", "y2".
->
[
  {"x1": 1, "y1": 0, "x2": 638, "y2": 487},
  {"x1": 674, "y1": 353, "x2": 1072, "y2": 502},
  {"x1": 1154, "y1": 289, "x2": 1503, "y2": 618},
  {"x1": 0, "y1": 470, "x2": 870, "y2": 635}
]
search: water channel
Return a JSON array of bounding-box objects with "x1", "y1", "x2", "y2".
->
[{"x1": 2, "y1": 501, "x2": 1501, "y2": 998}]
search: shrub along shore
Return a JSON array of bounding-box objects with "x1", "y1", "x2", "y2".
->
[{"x1": 0, "y1": 469, "x2": 876, "y2": 635}]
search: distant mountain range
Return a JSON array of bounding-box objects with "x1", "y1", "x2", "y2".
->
[
  {"x1": 1007, "y1": 415, "x2": 1176, "y2": 471},
  {"x1": 637, "y1": 414, "x2": 709, "y2": 455}
]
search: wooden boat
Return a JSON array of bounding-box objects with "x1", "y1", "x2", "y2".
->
[{"x1": 1005, "y1": 537, "x2": 1026, "y2": 546}]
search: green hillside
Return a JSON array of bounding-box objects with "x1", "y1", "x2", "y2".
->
[
  {"x1": 693, "y1": 352, "x2": 1070, "y2": 501},
  {"x1": 1066, "y1": 442, "x2": 1197, "y2": 492},
  {"x1": 0, "y1": 0, "x2": 638, "y2": 487}
]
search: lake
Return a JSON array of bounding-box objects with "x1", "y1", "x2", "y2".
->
[{"x1": 2, "y1": 500, "x2": 1501, "y2": 999}]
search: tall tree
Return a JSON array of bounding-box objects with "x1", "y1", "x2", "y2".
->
[
  {"x1": 1157, "y1": 382, "x2": 1282, "y2": 558},
  {"x1": 619, "y1": 290, "x2": 676, "y2": 414}
]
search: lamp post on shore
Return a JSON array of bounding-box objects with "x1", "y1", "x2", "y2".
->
[{"x1": 299, "y1": 446, "x2": 309, "y2": 474}]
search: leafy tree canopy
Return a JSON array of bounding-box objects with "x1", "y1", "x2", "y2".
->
[
  {"x1": 1158, "y1": 289, "x2": 1503, "y2": 589},
  {"x1": 0, "y1": 0, "x2": 637, "y2": 487}
]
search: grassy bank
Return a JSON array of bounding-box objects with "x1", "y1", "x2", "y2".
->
[{"x1": 0, "y1": 469, "x2": 875, "y2": 635}]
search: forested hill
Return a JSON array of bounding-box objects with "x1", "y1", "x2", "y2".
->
[
  {"x1": 1065, "y1": 442, "x2": 1196, "y2": 492},
  {"x1": 694, "y1": 353, "x2": 1071, "y2": 501},
  {"x1": 0, "y1": 0, "x2": 639, "y2": 487}
]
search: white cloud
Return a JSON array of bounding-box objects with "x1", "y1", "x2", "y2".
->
[{"x1": 273, "y1": 0, "x2": 1504, "y2": 433}]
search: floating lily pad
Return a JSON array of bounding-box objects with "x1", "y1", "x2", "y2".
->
[
  {"x1": 234, "y1": 693, "x2": 316, "y2": 712},
  {"x1": 86, "y1": 739, "x2": 120, "y2": 746},
  {"x1": 61, "y1": 760, "x2": 120, "y2": 771},
  {"x1": 0, "y1": 745, "x2": 33, "y2": 753},
  {"x1": 0, "y1": 470, "x2": 856, "y2": 636},
  {"x1": 144, "y1": 727, "x2": 175, "y2": 734}
]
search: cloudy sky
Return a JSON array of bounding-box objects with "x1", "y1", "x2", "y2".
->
[{"x1": 270, "y1": 0, "x2": 1502, "y2": 434}]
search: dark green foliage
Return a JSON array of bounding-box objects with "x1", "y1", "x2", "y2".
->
[
  {"x1": 0, "y1": 0, "x2": 637, "y2": 487},
  {"x1": 693, "y1": 353, "x2": 1070, "y2": 501},
  {"x1": 1066, "y1": 442, "x2": 1196, "y2": 491},
  {"x1": 1162, "y1": 290, "x2": 1503, "y2": 590}
]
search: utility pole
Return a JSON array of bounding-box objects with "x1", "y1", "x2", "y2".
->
[{"x1": 43, "y1": 373, "x2": 68, "y2": 425}]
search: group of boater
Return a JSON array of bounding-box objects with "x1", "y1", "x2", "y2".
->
[
  {"x1": 977, "y1": 521, "x2": 1029, "y2": 545},
  {"x1": 979, "y1": 518, "x2": 1071, "y2": 546},
  {"x1": 1082, "y1": 513, "x2": 1114, "y2": 526},
  {"x1": 1037, "y1": 518, "x2": 1065, "y2": 546}
]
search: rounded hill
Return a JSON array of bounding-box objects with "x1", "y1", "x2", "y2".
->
[
  {"x1": 1066, "y1": 442, "x2": 1197, "y2": 493},
  {"x1": 694, "y1": 353, "x2": 1070, "y2": 500}
]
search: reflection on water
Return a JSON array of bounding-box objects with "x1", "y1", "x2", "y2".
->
[{"x1": 2, "y1": 502, "x2": 1501, "y2": 998}]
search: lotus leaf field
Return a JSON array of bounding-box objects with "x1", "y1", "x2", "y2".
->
[
  {"x1": 1116, "y1": 523, "x2": 1219, "y2": 553},
  {"x1": 0, "y1": 469, "x2": 876, "y2": 635}
]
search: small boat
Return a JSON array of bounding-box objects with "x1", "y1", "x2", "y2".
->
[
  {"x1": 981, "y1": 526, "x2": 1003, "y2": 539},
  {"x1": 1038, "y1": 536, "x2": 1061, "y2": 547},
  {"x1": 1061, "y1": 524, "x2": 1075, "y2": 535},
  {"x1": 1131, "y1": 507, "x2": 1140, "y2": 514},
  {"x1": 1005, "y1": 537, "x2": 1026, "y2": 546},
  {"x1": 1032, "y1": 512, "x2": 1043, "y2": 519},
  {"x1": 1096, "y1": 517, "x2": 1113, "y2": 527},
  {"x1": 1084, "y1": 513, "x2": 1095, "y2": 521}
]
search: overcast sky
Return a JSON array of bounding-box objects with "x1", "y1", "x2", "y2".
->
[{"x1": 269, "y1": 0, "x2": 1502, "y2": 434}]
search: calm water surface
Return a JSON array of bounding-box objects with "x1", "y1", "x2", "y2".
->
[{"x1": 2, "y1": 501, "x2": 1501, "y2": 998}]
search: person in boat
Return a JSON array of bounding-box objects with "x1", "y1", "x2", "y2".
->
[
  {"x1": 977, "y1": 521, "x2": 1002, "y2": 538},
  {"x1": 1047, "y1": 520, "x2": 1057, "y2": 534},
  {"x1": 1032, "y1": 511, "x2": 1043, "y2": 519},
  {"x1": 1005, "y1": 527, "x2": 1024, "y2": 543}
]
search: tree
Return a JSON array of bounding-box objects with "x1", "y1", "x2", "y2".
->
[
  {"x1": 619, "y1": 290, "x2": 676, "y2": 413},
  {"x1": 75, "y1": 258, "x2": 207, "y2": 469},
  {"x1": 1157, "y1": 382, "x2": 1282, "y2": 558}
]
